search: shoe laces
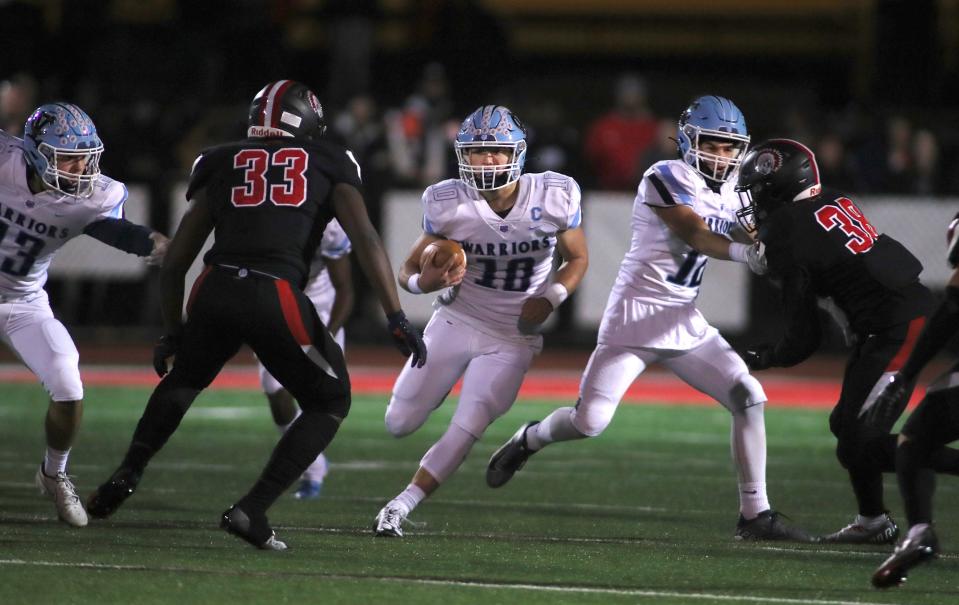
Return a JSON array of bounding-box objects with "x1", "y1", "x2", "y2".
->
[{"x1": 54, "y1": 472, "x2": 82, "y2": 505}]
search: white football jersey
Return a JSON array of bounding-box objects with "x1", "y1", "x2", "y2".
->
[
  {"x1": 421, "y1": 171, "x2": 581, "y2": 340},
  {"x1": 303, "y1": 219, "x2": 351, "y2": 310},
  {"x1": 0, "y1": 131, "x2": 127, "y2": 297},
  {"x1": 609, "y1": 159, "x2": 738, "y2": 307}
]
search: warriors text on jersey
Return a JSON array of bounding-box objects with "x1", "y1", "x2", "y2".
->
[
  {"x1": 0, "y1": 131, "x2": 127, "y2": 297},
  {"x1": 186, "y1": 136, "x2": 362, "y2": 287},
  {"x1": 759, "y1": 188, "x2": 933, "y2": 334},
  {"x1": 610, "y1": 159, "x2": 737, "y2": 307},
  {"x1": 421, "y1": 171, "x2": 581, "y2": 340}
]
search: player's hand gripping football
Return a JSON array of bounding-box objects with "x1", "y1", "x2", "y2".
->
[
  {"x1": 862, "y1": 371, "x2": 908, "y2": 430},
  {"x1": 387, "y1": 310, "x2": 427, "y2": 368},
  {"x1": 152, "y1": 332, "x2": 180, "y2": 378},
  {"x1": 418, "y1": 244, "x2": 466, "y2": 292}
]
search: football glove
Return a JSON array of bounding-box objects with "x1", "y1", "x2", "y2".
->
[
  {"x1": 742, "y1": 345, "x2": 775, "y2": 371},
  {"x1": 863, "y1": 372, "x2": 909, "y2": 431},
  {"x1": 745, "y1": 241, "x2": 768, "y2": 275},
  {"x1": 387, "y1": 310, "x2": 427, "y2": 368},
  {"x1": 152, "y1": 332, "x2": 180, "y2": 378}
]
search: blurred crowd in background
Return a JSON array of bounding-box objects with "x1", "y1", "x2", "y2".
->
[{"x1": 1, "y1": 0, "x2": 957, "y2": 344}]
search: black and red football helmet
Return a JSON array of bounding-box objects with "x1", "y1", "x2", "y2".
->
[
  {"x1": 735, "y1": 138, "x2": 822, "y2": 231},
  {"x1": 247, "y1": 80, "x2": 327, "y2": 140}
]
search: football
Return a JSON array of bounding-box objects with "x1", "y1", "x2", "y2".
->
[{"x1": 422, "y1": 239, "x2": 467, "y2": 270}]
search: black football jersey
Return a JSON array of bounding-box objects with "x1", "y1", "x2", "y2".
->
[
  {"x1": 186, "y1": 137, "x2": 362, "y2": 286},
  {"x1": 759, "y1": 188, "x2": 933, "y2": 334}
]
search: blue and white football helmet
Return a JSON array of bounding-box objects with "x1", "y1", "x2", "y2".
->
[
  {"x1": 677, "y1": 95, "x2": 750, "y2": 183},
  {"x1": 23, "y1": 103, "x2": 104, "y2": 198},
  {"x1": 454, "y1": 105, "x2": 527, "y2": 190}
]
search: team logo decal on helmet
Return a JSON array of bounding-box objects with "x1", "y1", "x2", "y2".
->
[
  {"x1": 755, "y1": 149, "x2": 783, "y2": 176},
  {"x1": 454, "y1": 105, "x2": 527, "y2": 191},
  {"x1": 23, "y1": 102, "x2": 104, "y2": 198},
  {"x1": 247, "y1": 80, "x2": 327, "y2": 140}
]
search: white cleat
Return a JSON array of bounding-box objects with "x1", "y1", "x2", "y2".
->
[
  {"x1": 35, "y1": 466, "x2": 89, "y2": 528},
  {"x1": 373, "y1": 504, "x2": 408, "y2": 537}
]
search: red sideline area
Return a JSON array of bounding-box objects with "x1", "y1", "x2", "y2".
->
[{"x1": 0, "y1": 344, "x2": 939, "y2": 409}]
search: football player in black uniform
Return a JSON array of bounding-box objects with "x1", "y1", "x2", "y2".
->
[
  {"x1": 86, "y1": 80, "x2": 426, "y2": 550},
  {"x1": 866, "y1": 214, "x2": 959, "y2": 588},
  {"x1": 735, "y1": 138, "x2": 959, "y2": 544}
]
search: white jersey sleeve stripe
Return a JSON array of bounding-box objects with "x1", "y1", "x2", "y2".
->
[
  {"x1": 648, "y1": 165, "x2": 695, "y2": 207},
  {"x1": 569, "y1": 206, "x2": 582, "y2": 229},
  {"x1": 646, "y1": 173, "x2": 676, "y2": 206}
]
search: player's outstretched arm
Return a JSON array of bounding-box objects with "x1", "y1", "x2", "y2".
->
[{"x1": 653, "y1": 205, "x2": 766, "y2": 274}]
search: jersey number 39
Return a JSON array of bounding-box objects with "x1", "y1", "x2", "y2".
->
[{"x1": 814, "y1": 197, "x2": 880, "y2": 254}]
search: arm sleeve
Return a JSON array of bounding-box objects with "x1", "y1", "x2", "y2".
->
[
  {"x1": 899, "y1": 286, "x2": 959, "y2": 380},
  {"x1": 769, "y1": 266, "x2": 822, "y2": 367},
  {"x1": 83, "y1": 217, "x2": 155, "y2": 256}
]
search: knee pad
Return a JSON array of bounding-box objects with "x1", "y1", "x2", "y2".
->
[
  {"x1": 419, "y1": 423, "x2": 477, "y2": 484},
  {"x1": 570, "y1": 398, "x2": 615, "y2": 437},
  {"x1": 726, "y1": 373, "x2": 766, "y2": 413},
  {"x1": 41, "y1": 320, "x2": 82, "y2": 401},
  {"x1": 384, "y1": 394, "x2": 431, "y2": 437}
]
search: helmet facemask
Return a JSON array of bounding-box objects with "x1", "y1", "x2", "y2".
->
[
  {"x1": 679, "y1": 127, "x2": 750, "y2": 183},
  {"x1": 36, "y1": 142, "x2": 103, "y2": 198},
  {"x1": 454, "y1": 140, "x2": 527, "y2": 191}
]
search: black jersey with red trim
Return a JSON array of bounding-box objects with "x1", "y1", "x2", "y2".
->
[
  {"x1": 759, "y1": 188, "x2": 933, "y2": 335},
  {"x1": 186, "y1": 136, "x2": 362, "y2": 286}
]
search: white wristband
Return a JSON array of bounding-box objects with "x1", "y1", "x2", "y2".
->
[
  {"x1": 727, "y1": 242, "x2": 749, "y2": 264},
  {"x1": 542, "y1": 282, "x2": 569, "y2": 309},
  {"x1": 406, "y1": 273, "x2": 423, "y2": 294}
]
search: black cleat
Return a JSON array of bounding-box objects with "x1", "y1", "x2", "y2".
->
[
  {"x1": 735, "y1": 509, "x2": 814, "y2": 542},
  {"x1": 87, "y1": 467, "x2": 142, "y2": 519},
  {"x1": 821, "y1": 513, "x2": 899, "y2": 545},
  {"x1": 486, "y1": 421, "x2": 539, "y2": 488},
  {"x1": 220, "y1": 505, "x2": 288, "y2": 551},
  {"x1": 872, "y1": 525, "x2": 939, "y2": 589}
]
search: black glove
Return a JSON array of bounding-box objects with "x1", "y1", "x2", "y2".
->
[
  {"x1": 863, "y1": 372, "x2": 909, "y2": 431},
  {"x1": 742, "y1": 345, "x2": 775, "y2": 371},
  {"x1": 152, "y1": 333, "x2": 180, "y2": 378},
  {"x1": 387, "y1": 310, "x2": 427, "y2": 368}
]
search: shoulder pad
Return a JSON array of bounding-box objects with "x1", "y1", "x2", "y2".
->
[
  {"x1": 642, "y1": 160, "x2": 696, "y2": 207},
  {"x1": 529, "y1": 171, "x2": 583, "y2": 230},
  {"x1": 422, "y1": 179, "x2": 464, "y2": 235}
]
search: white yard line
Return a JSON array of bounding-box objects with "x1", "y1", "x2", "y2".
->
[{"x1": 0, "y1": 558, "x2": 913, "y2": 605}]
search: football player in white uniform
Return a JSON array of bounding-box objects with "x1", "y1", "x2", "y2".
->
[
  {"x1": 258, "y1": 219, "x2": 353, "y2": 500},
  {"x1": 487, "y1": 96, "x2": 810, "y2": 541},
  {"x1": 0, "y1": 103, "x2": 167, "y2": 527},
  {"x1": 373, "y1": 105, "x2": 588, "y2": 536}
]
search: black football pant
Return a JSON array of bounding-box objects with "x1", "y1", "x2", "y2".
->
[
  {"x1": 121, "y1": 266, "x2": 351, "y2": 516},
  {"x1": 829, "y1": 319, "x2": 923, "y2": 516},
  {"x1": 897, "y1": 366, "x2": 959, "y2": 526}
]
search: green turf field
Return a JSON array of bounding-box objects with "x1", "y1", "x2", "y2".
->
[{"x1": 1, "y1": 382, "x2": 956, "y2": 604}]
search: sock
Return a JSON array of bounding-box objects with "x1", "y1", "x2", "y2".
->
[
  {"x1": 303, "y1": 453, "x2": 329, "y2": 483},
  {"x1": 43, "y1": 447, "x2": 70, "y2": 476},
  {"x1": 393, "y1": 483, "x2": 427, "y2": 514},
  {"x1": 730, "y1": 404, "x2": 770, "y2": 517},
  {"x1": 526, "y1": 406, "x2": 584, "y2": 451},
  {"x1": 738, "y1": 481, "x2": 770, "y2": 520}
]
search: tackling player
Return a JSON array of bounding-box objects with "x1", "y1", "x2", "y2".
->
[
  {"x1": 0, "y1": 103, "x2": 167, "y2": 527},
  {"x1": 487, "y1": 96, "x2": 808, "y2": 541},
  {"x1": 372, "y1": 105, "x2": 588, "y2": 537},
  {"x1": 735, "y1": 138, "x2": 959, "y2": 545}
]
